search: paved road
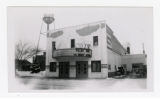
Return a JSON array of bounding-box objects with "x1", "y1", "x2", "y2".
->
[{"x1": 17, "y1": 77, "x2": 147, "y2": 91}]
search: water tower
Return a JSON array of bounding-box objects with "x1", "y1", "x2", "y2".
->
[
  {"x1": 43, "y1": 14, "x2": 55, "y2": 31},
  {"x1": 34, "y1": 14, "x2": 55, "y2": 64}
]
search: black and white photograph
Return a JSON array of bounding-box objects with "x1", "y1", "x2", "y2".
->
[{"x1": 7, "y1": 6, "x2": 153, "y2": 92}]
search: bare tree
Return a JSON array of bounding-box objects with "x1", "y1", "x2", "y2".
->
[{"x1": 15, "y1": 41, "x2": 41, "y2": 61}]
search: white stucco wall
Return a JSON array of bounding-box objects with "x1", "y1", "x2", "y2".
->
[
  {"x1": 107, "y1": 49, "x2": 122, "y2": 72},
  {"x1": 45, "y1": 20, "x2": 108, "y2": 78}
]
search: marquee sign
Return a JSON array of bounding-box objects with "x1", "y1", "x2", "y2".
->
[{"x1": 76, "y1": 43, "x2": 91, "y2": 49}]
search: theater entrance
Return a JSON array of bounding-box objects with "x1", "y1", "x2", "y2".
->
[
  {"x1": 59, "y1": 62, "x2": 70, "y2": 78},
  {"x1": 76, "y1": 61, "x2": 88, "y2": 78}
]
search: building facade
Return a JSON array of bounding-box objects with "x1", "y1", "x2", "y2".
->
[{"x1": 45, "y1": 20, "x2": 147, "y2": 78}]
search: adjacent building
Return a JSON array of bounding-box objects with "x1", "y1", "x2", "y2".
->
[{"x1": 33, "y1": 52, "x2": 46, "y2": 71}]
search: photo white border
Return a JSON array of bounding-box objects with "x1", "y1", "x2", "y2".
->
[{"x1": 1, "y1": 0, "x2": 160, "y2": 97}]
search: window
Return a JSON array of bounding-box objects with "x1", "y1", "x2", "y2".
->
[
  {"x1": 50, "y1": 62, "x2": 56, "y2": 72},
  {"x1": 52, "y1": 41, "x2": 56, "y2": 50},
  {"x1": 91, "y1": 61, "x2": 101, "y2": 72},
  {"x1": 71, "y1": 39, "x2": 75, "y2": 48},
  {"x1": 107, "y1": 36, "x2": 112, "y2": 45},
  {"x1": 93, "y1": 36, "x2": 98, "y2": 46},
  {"x1": 108, "y1": 64, "x2": 111, "y2": 70},
  {"x1": 52, "y1": 41, "x2": 56, "y2": 57}
]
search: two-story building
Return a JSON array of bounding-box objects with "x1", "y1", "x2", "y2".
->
[{"x1": 45, "y1": 20, "x2": 147, "y2": 79}]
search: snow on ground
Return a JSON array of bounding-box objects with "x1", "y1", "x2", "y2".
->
[
  {"x1": 16, "y1": 77, "x2": 147, "y2": 92},
  {"x1": 16, "y1": 71, "x2": 45, "y2": 77},
  {"x1": 14, "y1": 71, "x2": 147, "y2": 92}
]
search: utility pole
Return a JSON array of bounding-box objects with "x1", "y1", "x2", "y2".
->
[
  {"x1": 32, "y1": 14, "x2": 55, "y2": 73},
  {"x1": 35, "y1": 14, "x2": 55, "y2": 63},
  {"x1": 142, "y1": 43, "x2": 145, "y2": 54}
]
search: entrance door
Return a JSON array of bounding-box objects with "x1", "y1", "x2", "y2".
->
[
  {"x1": 59, "y1": 62, "x2": 70, "y2": 78},
  {"x1": 76, "y1": 61, "x2": 88, "y2": 78}
]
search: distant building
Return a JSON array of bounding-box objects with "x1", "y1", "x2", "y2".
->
[
  {"x1": 45, "y1": 20, "x2": 147, "y2": 78},
  {"x1": 33, "y1": 52, "x2": 46, "y2": 71},
  {"x1": 15, "y1": 59, "x2": 32, "y2": 71}
]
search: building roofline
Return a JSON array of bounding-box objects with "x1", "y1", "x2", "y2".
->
[
  {"x1": 112, "y1": 34, "x2": 127, "y2": 51},
  {"x1": 106, "y1": 24, "x2": 127, "y2": 52},
  {"x1": 47, "y1": 20, "x2": 106, "y2": 32},
  {"x1": 122, "y1": 54, "x2": 147, "y2": 56},
  {"x1": 107, "y1": 46, "x2": 123, "y2": 56}
]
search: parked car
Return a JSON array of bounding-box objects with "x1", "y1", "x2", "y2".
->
[{"x1": 30, "y1": 64, "x2": 41, "y2": 73}]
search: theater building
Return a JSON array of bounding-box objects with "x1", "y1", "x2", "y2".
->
[{"x1": 45, "y1": 20, "x2": 147, "y2": 78}]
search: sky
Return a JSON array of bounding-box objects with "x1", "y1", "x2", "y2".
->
[{"x1": 8, "y1": 7, "x2": 153, "y2": 65}]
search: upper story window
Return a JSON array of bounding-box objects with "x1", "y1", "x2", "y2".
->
[
  {"x1": 93, "y1": 36, "x2": 98, "y2": 46},
  {"x1": 91, "y1": 61, "x2": 101, "y2": 72},
  {"x1": 71, "y1": 39, "x2": 75, "y2": 48},
  {"x1": 52, "y1": 41, "x2": 56, "y2": 57},
  {"x1": 52, "y1": 41, "x2": 56, "y2": 50},
  {"x1": 107, "y1": 36, "x2": 112, "y2": 45}
]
